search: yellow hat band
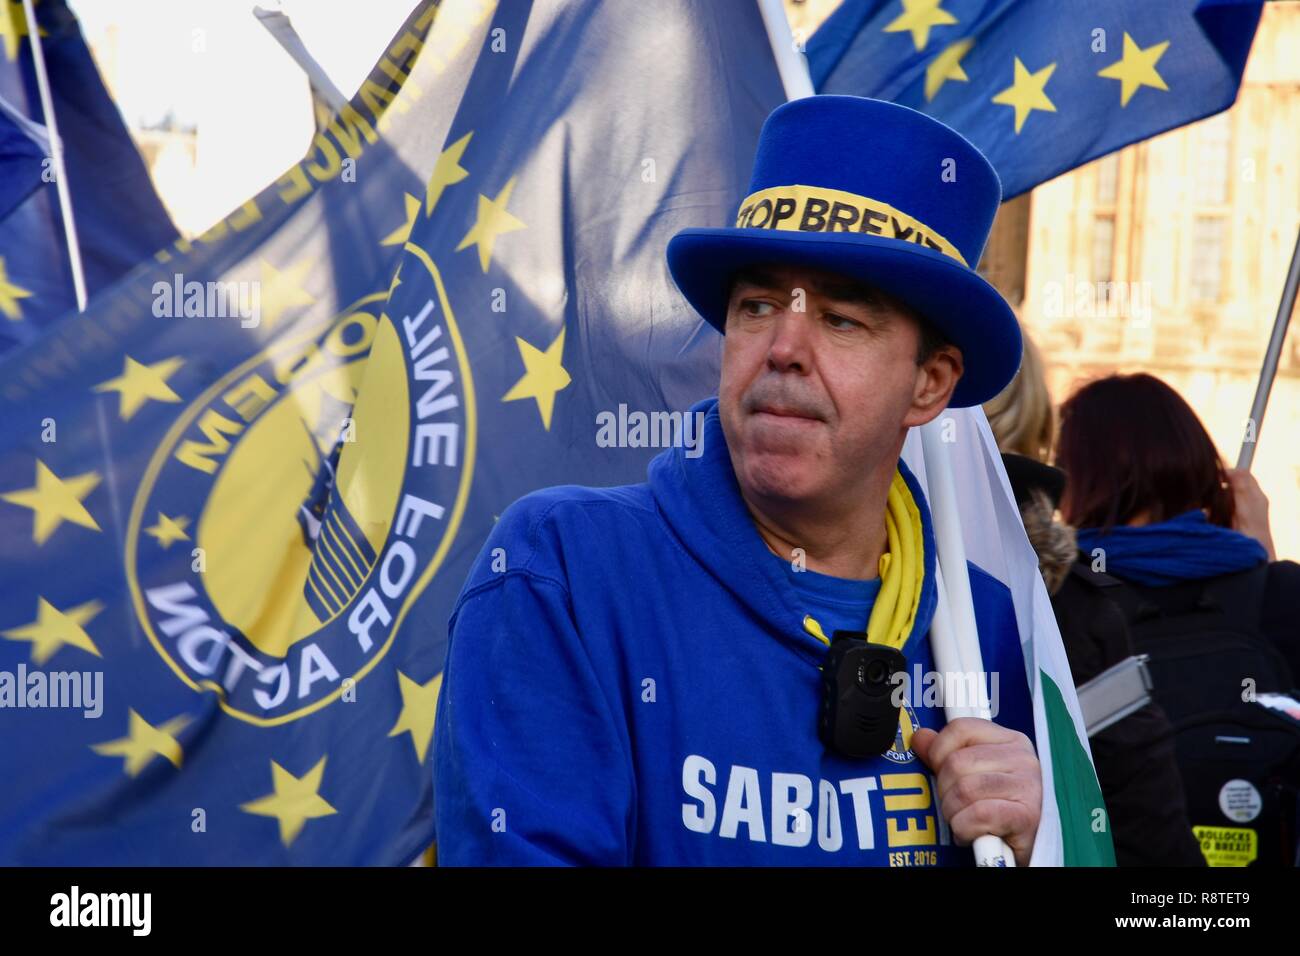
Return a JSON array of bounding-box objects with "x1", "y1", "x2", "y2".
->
[{"x1": 734, "y1": 184, "x2": 968, "y2": 268}]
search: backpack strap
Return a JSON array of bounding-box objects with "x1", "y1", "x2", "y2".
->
[
  {"x1": 1065, "y1": 558, "x2": 1122, "y2": 591},
  {"x1": 1065, "y1": 558, "x2": 1160, "y2": 626},
  {"x1": 1067, "y1": 555, "x2": 1272, "y2": 631},
  {"x1": 1198, "y1": 561, "x2": 1270, "y2": 634}
]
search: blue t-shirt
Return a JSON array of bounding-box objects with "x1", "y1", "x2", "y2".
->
[{"x1": 779, "y1": 554, "x2": 880, "y2": 639}]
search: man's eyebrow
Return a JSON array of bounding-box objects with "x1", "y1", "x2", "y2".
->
[
  {"x1": 729, "y1": 268, "x2": 891, "y2": 313},
  {"x1": 808, "y1": 277, "x2": 887, "y2": 310},
  {"x1": 730, "y1": 267, "x2": 784, "y2": 291}
]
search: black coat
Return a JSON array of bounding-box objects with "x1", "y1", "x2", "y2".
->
[
  {"x1": 1260, "y1": 560, "x2": 1300, "y2": 684},
  {"x1": 1052, "y1": 568, "x2": 1207, "y2": 866},
  {"x1": 1002, "y1": 453, "x2": 1300, "y2": 865}
]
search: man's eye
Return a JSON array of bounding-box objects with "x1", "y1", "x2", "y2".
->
[
  {"x1": 741, "y1": 299, "x2": 776, "y2": 317},
  {"x1": 824, "y1": 312, "x2": 862, "y2": 330}
]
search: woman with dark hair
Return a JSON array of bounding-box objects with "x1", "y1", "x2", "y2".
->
[
  {"x1": 1057, "y1": 372, "x2": 1295, "y2": 668},
  {"x1": 1054, "y1": 372, "x2": 1300, "y2": 867},
  {"x1": 985, "y1": 357, "x2": 1208, "y2": 866}
]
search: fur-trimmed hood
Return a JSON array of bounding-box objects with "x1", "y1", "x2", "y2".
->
[{"x1": 1020, "y1": 487, "x2": 1076, "y2": 595}]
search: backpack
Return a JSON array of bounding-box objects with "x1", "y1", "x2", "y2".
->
[{"x1": 1067, "y1": 560, "x2": 1300, "y2": 867}]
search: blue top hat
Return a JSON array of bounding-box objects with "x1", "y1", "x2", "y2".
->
[{"x1": 666, "y1": 95, "x2": 1022, "y2": 408}]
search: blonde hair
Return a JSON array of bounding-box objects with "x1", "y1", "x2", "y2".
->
[{"x1": 983, "y1": 332, "x2": 1054, "y2": 462}]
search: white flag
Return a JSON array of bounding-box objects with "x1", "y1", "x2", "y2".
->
[{"x1": 903, "y1": 408, "x2": 1117, "y2": 866}]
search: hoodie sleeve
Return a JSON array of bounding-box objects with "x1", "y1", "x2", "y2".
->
[{"x1": 433, "y1": 570, "x2": 635, "y2": 865}]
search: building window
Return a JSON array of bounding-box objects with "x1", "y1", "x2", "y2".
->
[
  {"x1": 1187, "y1": 111, "x2": 1232, "y2": 309},
  {"x1": 1091, "y1": 153, "x2": 1119, "y2": 308},
  {"x1": 1095, "y1": 154, "x2": 1119, "y2": 206},
  {"x1": 1194, "y1": 112, "x2": 1231, "y2": 205},
  {"x1": 1190, "y1": 215, "x2": 1227, "y2": 304},
  {"x1": 1092, "y1": 215, "x2": 1115, "y2": 305}
]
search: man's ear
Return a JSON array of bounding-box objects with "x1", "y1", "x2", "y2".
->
[{"x1": 903, "y1": 345, "x2": 963, "y2": 428}]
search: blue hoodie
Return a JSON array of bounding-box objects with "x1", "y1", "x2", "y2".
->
[{"x1": 433, "y1": 396, "x2": 1034, "y2": 865}]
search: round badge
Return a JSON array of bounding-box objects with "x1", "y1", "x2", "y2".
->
[
  {"x1": 1218, "y1": 779, "x2": 1263, "y2": 823},
  {"x1": 124, "y1": 254, "x2": 475, "y2": 727}
]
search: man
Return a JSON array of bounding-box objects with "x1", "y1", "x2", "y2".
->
[{"x1": 434, "y1": 95, "x2": 1040, "y2": 865}]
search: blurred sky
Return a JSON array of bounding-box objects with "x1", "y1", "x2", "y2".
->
[{"x1": 68, "y1": 0, "x2": 422, "y2": 234}]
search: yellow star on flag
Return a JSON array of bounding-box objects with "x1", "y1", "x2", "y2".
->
[
  {"x1": 502, "y1": 327, "x2": 570, "y2": 430},
  {"x1": 240, "y1": 757, "x2": 338, "y2": 847},
  {"x1": 388, "y1": 670, "x2": 443, "y2": 762},
  {"x1": 925, "y1": 37, "x2": 974, "y2": 102},
  {"x1": 992, "y1": 57, "x2": 1058, "y2": 134},
  {"x1": 884, "y1": 0, "x2": 957, "y2": 52},
  {"x1": 381, "y1": 193, "x2": 421, "y2": 247},
  {"x1": 91, "y1": 709, "x2": 190, "y2": 777},
  {"x1": 0, "y1": 0, "x2": 34, "y2": 62},
  {"x1": 144, "y1": 512, "x2": 191, "y2": 549},
  {"x1": 0, "y1": 256, "x2": 33, "y2": 320},
  {"x1": 2, "y1": 597, "x2": 103, "y2": 665},
  {"x1": 1, "y1": 460, "x2": 101, "y2": 545},
  {"x1": 425, "y1": 131, "x2": 473, "y2": 215},
  {"x1": 93, "y1": 355, "x2": 184, "y2": 421},
  {"x1": 457, "y1": 176, "x2": 526, "y2": 273},
  {"x1": 1097, "y1": 33, "x2": 1171, "y2": 107},
  {"x1": 258, "y1": 257, "x2": 315, "y2": 329}
]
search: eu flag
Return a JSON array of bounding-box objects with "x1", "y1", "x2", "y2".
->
[
  {"x1": 0, "y1": 0, "x2": 178, "y2": 352},
  {"x1": 0, "y1": 104, "x2": 44, "y2": 221},
  {"x1": 0, "y1": 0, "x2": 782, "y2": 864},
  {"x1": 808, "y1": 0, "x2": 1264, "y2": 198},
  {"x1": 0, "y1": 0, "x2": 442, "y2": 864}
]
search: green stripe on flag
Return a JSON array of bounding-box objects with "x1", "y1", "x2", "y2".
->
[{"x1": 1042, "y1": 671, "x2": 1117, "y2": 867}]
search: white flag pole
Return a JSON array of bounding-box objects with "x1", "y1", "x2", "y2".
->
[
  {"x1": 21, "y1": 0, "x2": 87, "y2": 313},
  {"x1": 918, "y1": 421, "x2": 1013, "y2": 867},
  {"x1": 1236, "y1": 225, "x2": 1300, "y2": 471},
  {"x1": 252, "y1": 4, "x2": 348, "y2": 115},
  {"x1": 755, "y1": 0, "x2": 816, "y2": 99},
  {"x1": 755, "y1": 0, "x2": 1014, "y2": 867}
]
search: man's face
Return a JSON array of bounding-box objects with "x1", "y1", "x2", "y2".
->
[{"x1": 718, "y1": 263, "x2": 960, "y2": 511}]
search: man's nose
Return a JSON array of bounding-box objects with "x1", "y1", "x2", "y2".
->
[{"x1": 767, "y1": 308, "x2": 813, "y2": 373}]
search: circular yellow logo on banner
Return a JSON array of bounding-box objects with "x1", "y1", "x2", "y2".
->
[{"x1": 126, "y1": 254, "x2": 475, "y2": 726}]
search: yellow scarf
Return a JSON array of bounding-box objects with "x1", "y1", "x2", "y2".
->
[{"x1": 801, "y1": 467, "x2": 925, "y2": 650}]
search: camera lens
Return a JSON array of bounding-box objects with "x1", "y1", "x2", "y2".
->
[{"x1": 866, "y1": 659, "x2": 889, "y2": 684}]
